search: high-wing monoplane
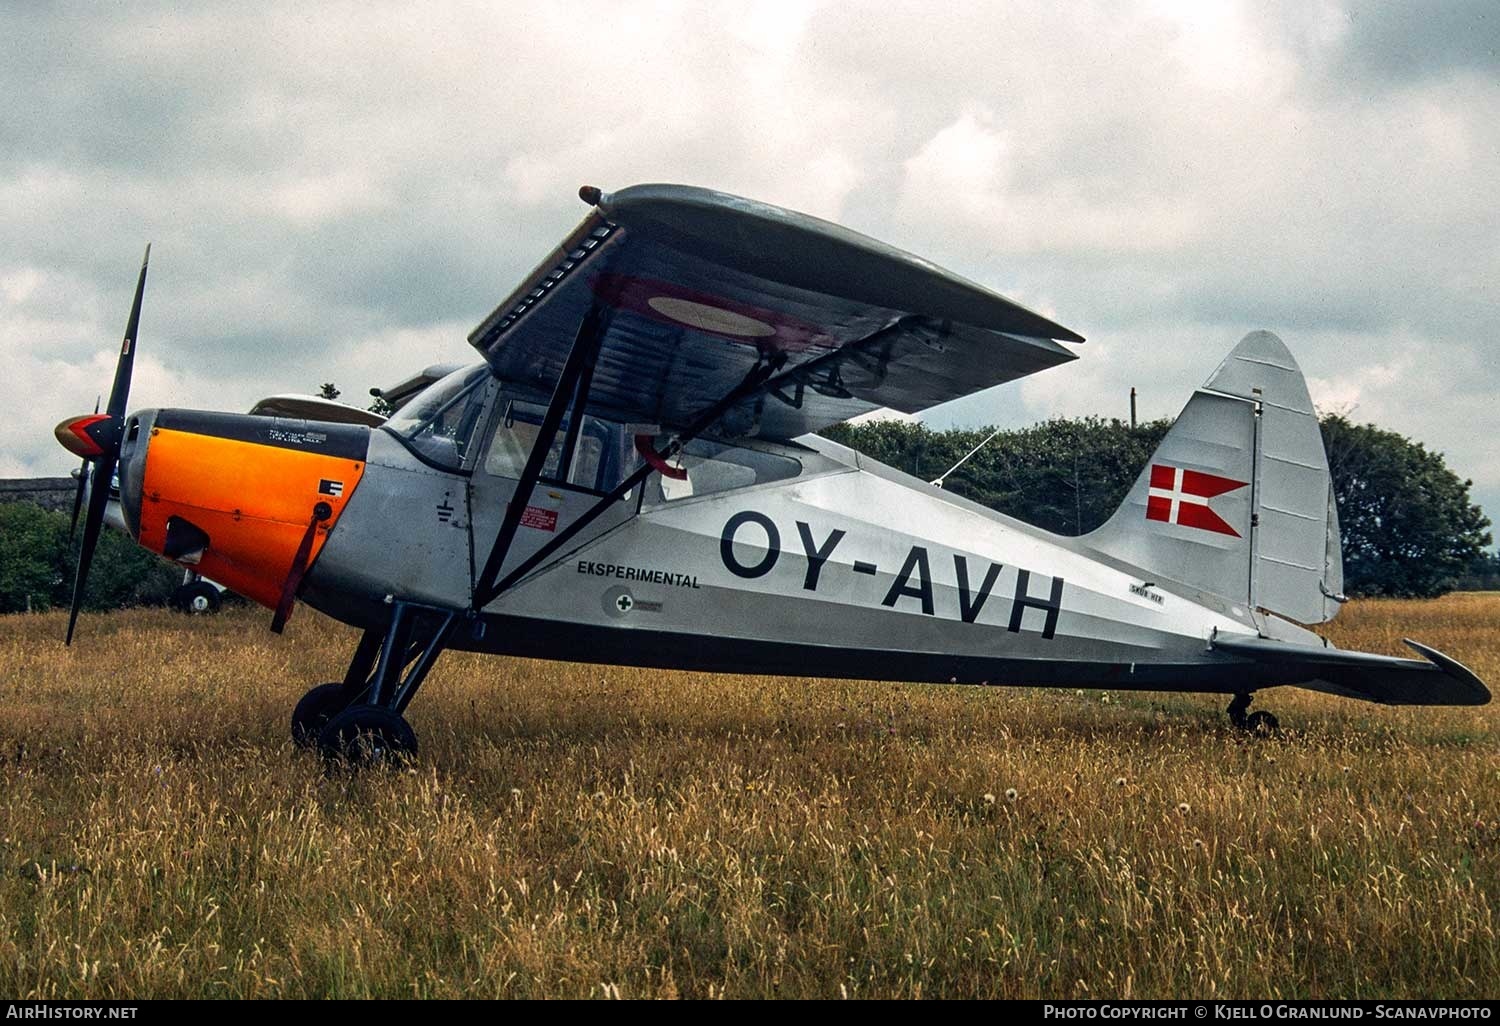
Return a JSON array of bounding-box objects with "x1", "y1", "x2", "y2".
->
[{"x1": 55, "y1": 185, "x2": 1489, "y2": 760}]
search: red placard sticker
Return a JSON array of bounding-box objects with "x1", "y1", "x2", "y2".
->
[{"x1": 520, "y1": 505, "x2": 558, "y2": 532}]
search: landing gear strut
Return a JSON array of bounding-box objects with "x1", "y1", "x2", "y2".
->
[
  {"x1": 1227, "y1": 692, "x2": 1279, "y2": 735},
  {"x1": 295, "y1": 600, "x2": 457, "y2": 764}
]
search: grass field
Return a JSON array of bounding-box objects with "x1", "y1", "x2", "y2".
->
[{"x1": 0, "y1": 595, "x2": 1495, "y2": 999}]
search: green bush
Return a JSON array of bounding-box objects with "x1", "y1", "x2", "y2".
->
[{"x1": 0, "y1": 502, "x2": 181, "y2": 614}]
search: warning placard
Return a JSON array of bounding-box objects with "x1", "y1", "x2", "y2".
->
[{"x1": 520, "y1": 505, "x2": 558, "y2": 532}]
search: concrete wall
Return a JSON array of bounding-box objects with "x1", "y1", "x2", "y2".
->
[{"x1": 0, "y1": 477, "x2": 76, "y2": 513}]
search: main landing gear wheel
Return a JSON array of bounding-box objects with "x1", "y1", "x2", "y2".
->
[
  {"x1": 317, "y1": 705, "x2": 418, "y2": 766},
  {"x1": 1227, "y1": 693, "x2": 1280, "y2": 735},
  {"x1": 171, "y1": 580, "x2": 221, "y2": 615},
  {"x1": 1244, "y1": 710, "x2": 1280, "y2": 735},
  {"x1": 291, "y1": 682, "x2": 355, "y2": 748}
]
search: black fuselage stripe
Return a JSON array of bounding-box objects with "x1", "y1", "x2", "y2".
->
[
  {"x1": 450, "y1": 614, "x2": 1296, "y2": 694},
  {"x1": 154, "y1": 410, "x2": 370, "y2": 461}
]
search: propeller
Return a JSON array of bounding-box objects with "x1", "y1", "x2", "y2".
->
[
  {"x1": 54, "y1": 245, "x2": 149, "y2": 644},
  {"x1": 67, "y1": 396, "x2": 100, "y2": 541}
]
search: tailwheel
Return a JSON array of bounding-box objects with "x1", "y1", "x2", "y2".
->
[
  {"x1": 317, "y1": 704, "x2": 418, "y2": 766},
  {"x1": 1227, "y1": 693, "x2": 1279, "y2": 735},
  {"x1": 291, "y1": 682, "x2": 355, "y2": 748}
]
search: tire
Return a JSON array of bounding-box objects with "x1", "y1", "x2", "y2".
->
[
  {"x1": 172, "y1": 581, "x2": 222, "y2": 615},
  {"x1": 1245, "y1": 710, "x2": 1280, "y2": 736},
  {"x1": 291, "y1": 682, "x2": 354, "y2": 749},
  {"x1": 317, "y1": 704, "x2": 418, "y2": 765}
]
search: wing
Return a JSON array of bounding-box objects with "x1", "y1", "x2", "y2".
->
[
  {"x1": 247, "y1": 395, "x2": 387, "y2": 428},
  {"x1": 373, "y1": 362, "x2": 469, "y2": 412},
  {"x1": 468, "y1": 184, "x2": 1083, "y2": 440}
]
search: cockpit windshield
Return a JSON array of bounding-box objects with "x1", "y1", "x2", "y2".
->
[{"x1": 382, "y1": 364, "x2": 493, "y2": 471}]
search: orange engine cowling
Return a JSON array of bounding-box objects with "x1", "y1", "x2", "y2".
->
[{"x1": 133, "y1": 410, "x2": 369, "y2": 609}]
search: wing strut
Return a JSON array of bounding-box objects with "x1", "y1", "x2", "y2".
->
[
  {"x1": 472, "y1": 306, "x2": 916, "y2": 610},
  {"x1": 472, "y1": 347, "x2": 788, "y2": 610},
  {"x1": 471, "y1": 303, "x2": 611, "y2": 609}
]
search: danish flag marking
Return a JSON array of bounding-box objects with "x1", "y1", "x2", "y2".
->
[{"x1": 1145, "y1": 464, "x2": 1247, "y2": 537}]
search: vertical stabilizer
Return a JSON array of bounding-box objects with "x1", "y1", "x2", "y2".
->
[{"x1": 1085, "y1": 331, "x2": 1343, "y2": 623}]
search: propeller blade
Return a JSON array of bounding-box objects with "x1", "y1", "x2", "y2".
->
[
  {"x1": 66, "y1": 450, "x2": 115, "y2": 646},
  {"x1": 65, "y1": 248, "x2": 150, "y2": 645},
  {"x1": 68, "y1": 462, "x2": 88, "y2": 541},
  {"x1": 107, "y1": 245, "x2": 149, "y2": 422},
  {"x1": 67, "y1": 397, "x2": 100, "y2": 541}
]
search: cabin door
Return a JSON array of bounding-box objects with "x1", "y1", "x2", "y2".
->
[{"x1": 467, "y1": 387, "x2": 640, "y2": 601}]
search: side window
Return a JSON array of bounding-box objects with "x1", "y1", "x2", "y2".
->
[
  {"x1": 485, "y1": 414, "x2": 564, "y2": 480},
  {"x1": 483, "y1": 398, "x2": 627, "y2": 493},
  {"x1": 652, "y1": 438, "x2": 801, "y2": 503},
  {"x1": 383, "y1": 365, "x2": 493, "y2": 471},
  {"x1": 570, "y1": 432, "x2": 605, "y2": 490}
]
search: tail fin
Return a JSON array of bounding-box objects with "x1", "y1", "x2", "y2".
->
[{"x1": 1085, "y1": 331, "x2": 1343, "y2": 624}]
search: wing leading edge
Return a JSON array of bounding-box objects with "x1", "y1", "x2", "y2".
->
[{"x1": 468, "y1": 184, "x2": 1083, "y2": 440}]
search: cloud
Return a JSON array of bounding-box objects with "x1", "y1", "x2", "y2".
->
[
  {"x1": 2, "y1": 0, "x2": 1495, "y2": 530},
  {"x1": 1260, "y1": 0, "x2": 1500, "y2": 87}
]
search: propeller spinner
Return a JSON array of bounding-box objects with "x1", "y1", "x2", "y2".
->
[{"x1": 53, "y1": 245, "x2": 149, "y2": 644}]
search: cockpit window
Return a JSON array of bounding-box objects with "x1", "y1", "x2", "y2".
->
[
  {"x1": 383, "y1": 364, "x2": 493, "y2": 471},
  {"x1": 651, "y1": 437, "x2": 802, "y2": 503},
  {"x1": 484, "y1": 398, "x2": 628, "y2": 493}
]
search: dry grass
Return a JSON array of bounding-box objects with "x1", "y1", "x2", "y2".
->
[{"x1": 0, "y1": 595, "x2": 1495, "y2": 999}]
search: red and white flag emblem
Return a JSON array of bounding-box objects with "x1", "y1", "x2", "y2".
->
[{"x1": 1146, "y1": 464, "x2": 1247, "y2": 537}]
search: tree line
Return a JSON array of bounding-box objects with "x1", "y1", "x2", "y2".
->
[
  {"x1": 0, "y1": 503, "x2": 181, "y2": 615},
  {"x1": 821, "y1": 413, "x2": 1493, "y2": 599}
]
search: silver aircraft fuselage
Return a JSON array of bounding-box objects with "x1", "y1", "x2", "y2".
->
[{"x1": 301, "y1": 424, "x2": 1296, "y2": 695}]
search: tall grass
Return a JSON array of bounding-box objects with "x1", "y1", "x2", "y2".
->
[{"x1": 0, "y1": 596, "x2": 1494, "y2": 998}]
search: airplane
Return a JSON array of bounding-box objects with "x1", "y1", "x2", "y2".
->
[{"x1": 54, "y1": 183, "x2": 1490, "y2": 762}]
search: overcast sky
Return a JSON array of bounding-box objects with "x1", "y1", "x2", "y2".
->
[{"x1": 4, "y1": 1, "x2": 1497, "y2": 532}]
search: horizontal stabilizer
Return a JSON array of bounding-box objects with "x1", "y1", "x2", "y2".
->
[{"x1": 1212, "y1": 633, "x2": 1490, "y2": 707}]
